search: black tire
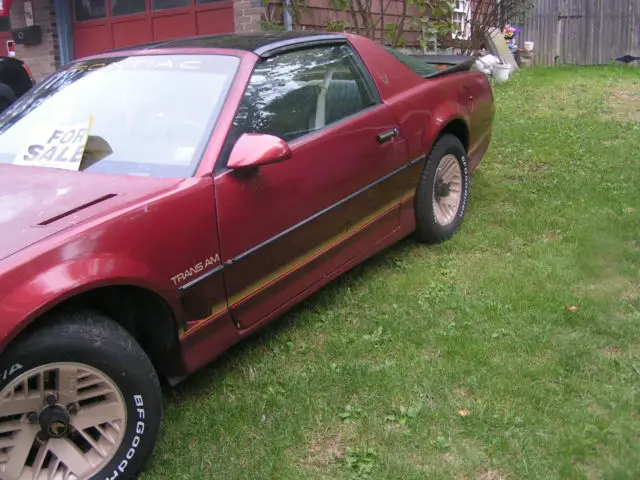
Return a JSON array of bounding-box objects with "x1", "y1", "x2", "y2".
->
[
  {"x1": 0, "y1": 309, "x2": 162, "y2": 480},
  {"x1": 414, "y1": 133, "x2": 470, "y2": 244}
]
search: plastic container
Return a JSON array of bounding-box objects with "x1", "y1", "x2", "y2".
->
[
  {"x1": 524, "y1": 41, "x2": 534, "y2": 52},
  {"x1": 520, "y1": 52, "x2": 533, "y2": 67},
  {"x1": 493, "y1": 63, "x2": 511, "y2": 82}
]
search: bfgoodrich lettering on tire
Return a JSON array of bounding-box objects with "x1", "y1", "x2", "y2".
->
[
  {"x1": 0, "y1": 309, "x2": 162, "y2": 480},
  {"x1": 414, "y1": 133, "x2": 470, "y2": 243}
]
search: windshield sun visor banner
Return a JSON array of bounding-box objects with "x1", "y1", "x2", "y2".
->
[{"x1": 12, "y1": 116, "x2": 94, "y2": 171}]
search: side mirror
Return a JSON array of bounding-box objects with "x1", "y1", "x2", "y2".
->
[{"x1": 227, "y1": 133, "x2": 292, "y2": 170}]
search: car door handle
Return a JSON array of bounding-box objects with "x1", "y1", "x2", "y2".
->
[{"x1": 376, "y1": 128, "x2": 399, "y2": 144}]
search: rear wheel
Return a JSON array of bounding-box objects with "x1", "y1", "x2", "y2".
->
[
  {"x1": 414, "y1": 134, "x2": 470, "y2": 243},
  {"x1": 0, "y1": 310, "x2": 162, "y2": 480}
]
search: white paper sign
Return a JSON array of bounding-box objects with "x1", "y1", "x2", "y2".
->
[{"x1": 13, "y1": 117, "x2": 94, "y2": 171}]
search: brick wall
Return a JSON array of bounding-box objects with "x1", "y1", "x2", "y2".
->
[
  {"x1": 233, "y1": 0, "x2": 265, "y2": 33},
  {"x1": 10, "y1": 0, "x2": 59, "y2": 81}
]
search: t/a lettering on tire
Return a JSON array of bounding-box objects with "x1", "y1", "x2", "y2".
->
[
  {"x1": 414, "y1": 133, "x2": 470, "y2": 243},
  {"x1": 0, "y1": 309, "x2": 162, "y2": 480}
]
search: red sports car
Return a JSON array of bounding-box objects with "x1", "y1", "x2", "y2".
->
[{"x1": 0, "y1": 32, "x2": 494, "y2": 479}]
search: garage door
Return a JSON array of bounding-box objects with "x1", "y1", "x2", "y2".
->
[{"x1": 72, "y1": 0, "x2": 235, "y2": 59}]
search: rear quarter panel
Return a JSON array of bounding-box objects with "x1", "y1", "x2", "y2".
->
[{"x1": 348, "y1": 34, "x2": 494, "y2": 168}]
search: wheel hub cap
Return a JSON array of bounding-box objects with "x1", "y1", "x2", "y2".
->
[
  {"x1": 0, "y1": 362, "x2": 127, "y2": 480},
  {"x1": 434, "y1": 181, "x2": 451, "y2": 198},
  {"x1": 432, "y1": 154, "x2": 463, "y2": 226},
  {"x1": 39, "y1": 405, "x2": 71, "y2": 439}
]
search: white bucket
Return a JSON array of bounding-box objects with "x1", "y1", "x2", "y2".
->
[
  {"x1": 524, "y1": 41, "x2": 534, "y2": 52},
  {"x1": 493, "y1": 63, "x2": 511, "y2": 82}
]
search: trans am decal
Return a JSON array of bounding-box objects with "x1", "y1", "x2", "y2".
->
[{"x1": 171, "y1": 254, "x2": 220, "y2": 286}]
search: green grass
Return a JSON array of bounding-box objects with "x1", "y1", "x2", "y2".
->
[{"x1": 141, "y1": 66, "x2": 640, "y2": 480}]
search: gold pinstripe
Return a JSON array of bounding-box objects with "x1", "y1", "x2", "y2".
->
[
  {"x1": 227, "y1": 195, "x2": 402, "y2": 307},
  {"x1": 180, "y1": 187, "x2": 417, "y2": 340},
  {"x1": 180, "y1": 304, "x2": 227, "y2": 339}
]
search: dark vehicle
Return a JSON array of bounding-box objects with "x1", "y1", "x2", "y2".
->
[{"x1": 0, "y1": 56, "x2": 34, "y2": 112}]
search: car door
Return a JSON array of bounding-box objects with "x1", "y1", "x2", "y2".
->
[{"x1": 214, "y1": 42, "x2": 412, "y2": 329}]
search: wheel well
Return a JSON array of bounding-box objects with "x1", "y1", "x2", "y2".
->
[
  {"x1": 439, "y1": 119, "x2": 469, "y2": 152},
  {"x1": 29, "y1": 286, "x2": 182, "y2": 382}
]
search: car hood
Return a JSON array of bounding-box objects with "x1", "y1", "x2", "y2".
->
[{"x1": 0, "y1": 165, "x2": 179, "y2": 262}]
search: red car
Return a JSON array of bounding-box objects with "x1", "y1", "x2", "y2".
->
[{"x1": 0, "y1": 32, "x2": 493, "y2": 479}]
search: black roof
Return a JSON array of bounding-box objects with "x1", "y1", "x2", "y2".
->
[{"x1": 107, "y1": 31, "x2": 348, "y2": 58}]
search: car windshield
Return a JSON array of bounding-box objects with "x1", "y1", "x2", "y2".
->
[{"x1": 0, "y1": 53, "x2": 240, "y2": 178}]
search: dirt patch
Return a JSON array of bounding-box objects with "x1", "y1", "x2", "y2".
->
[
  {"x1": 298, "y1": 423, "x2": 356, "y2": 470},
  {"x1": 453, "y1": 387, "x2": 473, "y2": 399},
  {"x1": 604, "y1": 88, "x2": 640, "y2": 122},
  {"x1": 461, "y1": 469, "x2": 509, "y2": 480},
  {"x1": 578, "y1": 462, "x2": 602, "y2": 480},
  {"x1": 421, "y1": 346, "x2": 443, "y2": 362},
  {"x1": 626, "y1": 240, "x2": 640, "y2": 252},
  {"x1": 599, "y1": 346, "x2": 623, "y2": 359},
  {"x1": 476, "y1": 469, "x2": 508, "y2": 480},
  {"x1": 621, "y1": 283, "x2": 640, "y2": 302}
]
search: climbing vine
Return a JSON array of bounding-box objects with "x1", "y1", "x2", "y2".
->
[{"x1": 260, "y1": 0, "x2": 534, "y2": 54}]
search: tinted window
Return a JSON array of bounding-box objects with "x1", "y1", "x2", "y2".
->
[
  {"x1": 74, "y1": 0, "x2": 107, "y2": 21},
  {"x1": 152, "y1": 0, "x2": 189, "y2": 10},
  {"x1": 230, "y1": 44, "x2": 379, "y2": 143},
  {"x1": 384, "y1": 47, "x2": 440, "y2": 77},
  {"x1": 0, "y1": 55, "x2": 240, "y2": 179},
  {"x1": 112, "y1": 0, "x2": 146, "y2": 16}
]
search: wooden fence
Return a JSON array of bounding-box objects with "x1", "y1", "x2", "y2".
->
[{"x1": 516, "y1": 0, "x2": 640, "y2": 66}]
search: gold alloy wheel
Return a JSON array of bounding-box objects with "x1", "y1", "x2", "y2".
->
[
  {"x1": 432, "y1": 154, "x2": 463, "y2": 226},
  {"x1": 0, "y1": 362, "x2": 127, "y2": 480}
]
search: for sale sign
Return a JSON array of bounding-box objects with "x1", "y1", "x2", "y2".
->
[{"x1": 13, "y1": 117, "x2": 94, "y2": 171}]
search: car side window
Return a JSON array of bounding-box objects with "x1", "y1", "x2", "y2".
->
[{"x1": 230, "y1": 44, "x2": 380, "y2": 143}]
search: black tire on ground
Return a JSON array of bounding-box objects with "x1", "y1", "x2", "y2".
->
[
  {"x1": 414, "y1": 133, "x2": 470, "y2": 244},
  {"x1": 0, "y1": 309, "x2": 163, "y2": 480}
]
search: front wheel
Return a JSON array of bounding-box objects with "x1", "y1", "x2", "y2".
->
[
  {"x1": 0, "y1": 310, "x2": 163, "y2": 480},
  {"x1": 414, "y1": 134, "x2": 470, "y2": 243}
]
